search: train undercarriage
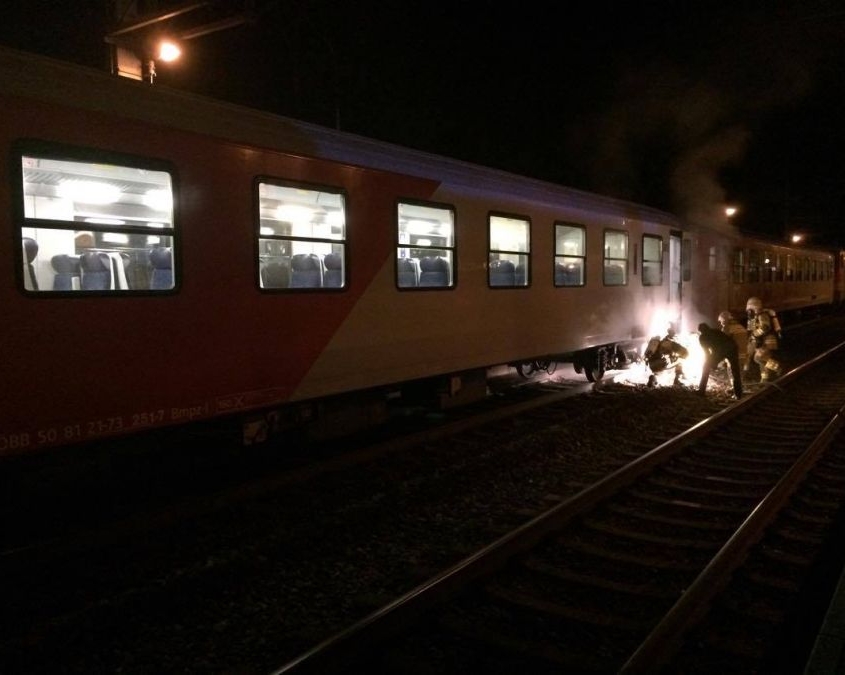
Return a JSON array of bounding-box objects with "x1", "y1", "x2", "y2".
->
[
  {"x1": 241, "y1": 342, "x2": 643, "y2": 447},
  {"x1": 515, "y1": 342, "x2": 641, "y2": 383}
]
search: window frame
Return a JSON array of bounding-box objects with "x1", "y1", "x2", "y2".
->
[
  {"x1": 554, "y1": 221, "x2": 586, "y2": 288},
  {"x1": 256, "y1": 177, "x2": 348, "y2": 291},
  {"x1": 603, "y1": 228, "x2": 629, "y2": 286},
  {"x1": 732, "y1": 247, "x2": 746, "y2": 284},
  {"x1": 488, "y1": 211, "x2": 530, "y2": 288},
  {"x1": 748, "y1": 248, "x2": 761, "y2": 283},
  {"x1": 641, "y1": 233, "x2": 664, "y2": 286},
  {"x1": 785, "y1": 254, "x2": 795, "y2": 281},
  {"x1": 12, "y1": 140, "x2": 178, "y2": 295},
  {"x1": 395, "y1": 199, "x2": 456, "y2": 290}
]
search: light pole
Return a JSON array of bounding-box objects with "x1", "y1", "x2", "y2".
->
[{"x1": 105, "y1": 1, "x2": 252, "y2": 83}]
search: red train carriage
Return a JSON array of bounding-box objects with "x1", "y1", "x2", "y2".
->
[{"x1": 0, "y1": 46, "x2": 836, "y2": 456}]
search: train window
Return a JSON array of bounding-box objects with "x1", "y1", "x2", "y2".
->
[
  {"x1": 603, "y1": 230, "x2": 628, "y2": 285},
  {"x1": 785, "y1": 254, "x2": 795, "y2": 281},
  {"x1": 257, "y1": 181, "x2": 346, "y2": 290},
  {"x1": 396, "y1": 201, "x2": 455, "y2": 289},
  {"x1": 732, "y1": 248, "x2": 746, "y2": 284},
  {"x1": 488, "y1": 213, "x2": 529, "y2": 288},
  {"x1": 15, "y1": 148, "x2": 175, "y2": 293},
  {"x1": 763, "y1": 251, "x2": 780, "y2": 282},
  {"x1": 748, "y1": 249, "x2": 761, "y2": 283},
  {"x1": 554, "y1": 223, "x2": 585, "y2": 287},
  {"x1": 641, "y1": 234, "x2": 663, "y2": 286}
]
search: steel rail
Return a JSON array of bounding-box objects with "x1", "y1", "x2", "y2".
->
[
  {"x1": 273, "y1": 339, "x2": 845, "y2": 674},
  {"x1": 621, "y1": 351, "x2": 845, "y2": 671}
]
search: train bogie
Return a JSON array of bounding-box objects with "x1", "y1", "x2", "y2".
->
[{"x1": 1, "y1": 46, "x2": 839, "y2": 456}]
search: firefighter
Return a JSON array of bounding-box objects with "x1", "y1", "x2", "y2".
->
[
  {"x1": 698, "y1": 322, "x2": 743, "y2": 399},
  {"x1": 718, "y1": 310, "x2": 748, "y2": 372},
  {"x1": 746, "y1": 296, "x2": 782, "y2": 382},
  {"x1": 643, "y1": 323, "x2": 688, "y2": 387}
]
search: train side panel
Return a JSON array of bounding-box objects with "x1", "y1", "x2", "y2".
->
[
  {"x1": 726, "y1": 236, "x2": 835, "y2": 318},
  {"x1": 1, "y1": 99, "x2": 438, "y2": 452},
  {"x1": 2, "y1": 92, "x2": 679, "y2": 453},
  {"x1": 683, "y1": 225, "x2": 836, "y2": 329},
  {"x1": 297, "y1": 195, "x2": 680, "y2": 400},
  {"x1": 2, "y1": 47, "x2": 837, "y2": 456}
]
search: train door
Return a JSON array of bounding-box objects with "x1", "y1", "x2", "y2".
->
[{"x1": 669, "y1": 230, "x2": 682, "y2": 323}]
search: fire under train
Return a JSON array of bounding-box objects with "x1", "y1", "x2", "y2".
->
[{"x1": 1, "y1": 46, "x2": 839, "y2": 457}]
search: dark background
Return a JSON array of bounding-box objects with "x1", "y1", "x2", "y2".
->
[{"x1": 3, "y1": 1, "x2": 845, "y2": 246}]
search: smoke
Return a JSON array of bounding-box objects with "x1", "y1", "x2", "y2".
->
[{"x1": 565, "y1": 4, "x2": 836, "y2": 229}]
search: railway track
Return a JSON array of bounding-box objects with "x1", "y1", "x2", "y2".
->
[
  {"x1": 275, "y1": 339, "x2": 845, "y2": 674},
  {"x1": 3, "y1": 313, "x2": 845, "y2": 672}
]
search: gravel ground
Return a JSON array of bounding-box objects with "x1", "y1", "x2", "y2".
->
[
  {"x1": 1, "y1": 377, "x2": 736, "y2": 674},
  {"x1": 8, "y1": 314, "x2": 845, "y2": 674}
]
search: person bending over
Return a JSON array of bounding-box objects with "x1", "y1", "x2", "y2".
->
[{"x1": 698, "y1": 322, "x2": 743, "y2": 399}]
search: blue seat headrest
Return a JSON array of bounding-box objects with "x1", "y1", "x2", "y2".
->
[
  {"x1": 51, "y1": 254, "x2": 81, "y2": 274},
  {"x1": 292, "y1": 253, "x2": 320, "y2": 270},
  {"x1": 22, "y1": 237, "x2": 38, "y2": 263},
  {"x1": 80, "y1": 251, "x2": 110, "y2": 272},
  {"x1": 149, "y1": 247, "x2": 172, "y2": 269},
  {"x1": 420, "y1": 256, "x2": 446, "y2": 271}
]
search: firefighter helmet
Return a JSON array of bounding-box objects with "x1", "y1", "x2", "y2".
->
[
  {"x1": 718, "y1": 310, "x2": 733, "y2": 325},
  {"x1": 746, "y1": 297, "x2": 762, "y2": 313}
]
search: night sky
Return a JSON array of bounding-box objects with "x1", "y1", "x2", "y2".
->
[{"x1": 3, "y1": 1, "x2": 845, "y2": 246}]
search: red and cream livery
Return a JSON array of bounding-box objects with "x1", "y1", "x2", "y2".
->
[{"x1": 1, "y1": 46, "x2": 836, "y2": 455}]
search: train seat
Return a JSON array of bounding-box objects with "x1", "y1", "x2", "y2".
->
[
  {"x1": 261, "y1": 257, "x2": 291, "y2": 288},
  {"x1": 419, "y1": 256, "x2": 450, "y2": 287},
  {"x1": 555, "y1": 262, "x2": 580, "y2": 286},
  {"x1": 290, "y1": 253, "x2": 324, "y2": 288},
  {"x1": 80, "y1": 251, "x2": 131, "y2": 290},
  {"x1": 149, "y1": 247, "x2": 173, "y2": 290},
  {"x1": 489, "y1": 259, "x2": 516, "y2": 286},
  {"x1": 397, "y1": 257, "x2": 420, "y2": 287},
  {"x1": 605, "y1": 264, "x2": 625, "y2": 285},
  {"x1": 51, "y1": 254, "x2": 81, "y2": 290},
  {"x1": 80, "y1": 251, "x2": 112, "y2": 290},
  {"x1": 323, "y1": 252, "x2": 343, "y2": 287},
  {"x1": 554, "y1": 263, "x2": 567, "y2": 285},
  {"x1": 22, "y1": 237, "x2": 39, "y2": 290},
  {"x1": 515, "y1": 262, "x2": 526, "y2": 286}
]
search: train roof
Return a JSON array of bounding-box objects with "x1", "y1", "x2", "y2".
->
[{"x1": 0, "y1": 45, "x2": 681, "y2": 228}]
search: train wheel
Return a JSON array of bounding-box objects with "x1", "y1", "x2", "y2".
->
[
  {"x1": 543, "y1": 361, "x2": 557, "y2": 375},
  {"x1": 584, "y1": 365, "x2": 605, "y2": 382}
]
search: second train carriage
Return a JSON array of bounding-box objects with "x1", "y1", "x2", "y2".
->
[{"x1": 0, "y1": 46, "x2": 838, "y2": 456}]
